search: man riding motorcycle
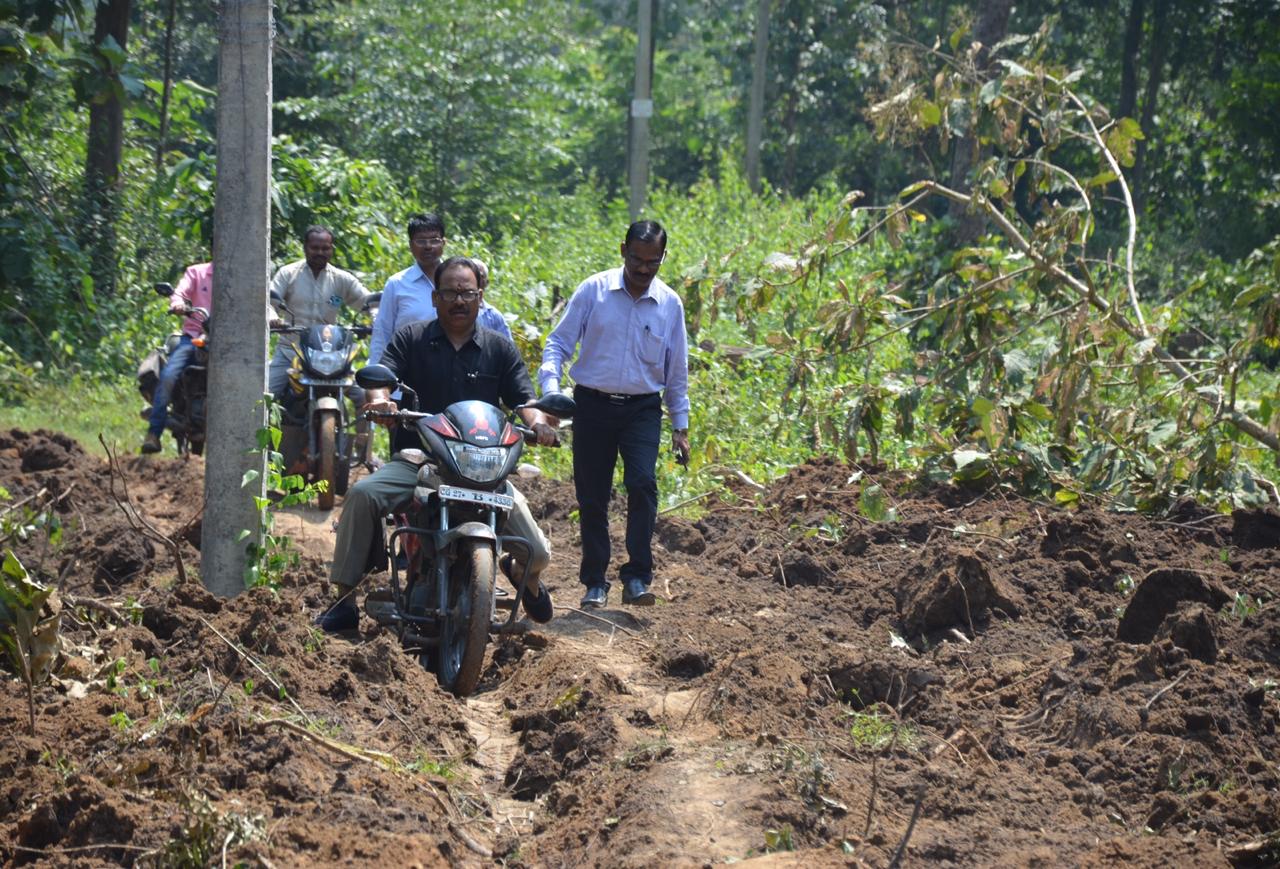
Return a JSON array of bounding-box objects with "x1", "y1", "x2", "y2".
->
[
  {"x1": 268, "y1": 225, "x2": 373, "y2": 471},
  {"x1": 141, "y1": 260, "x2": 212, "y2": 455},
  {"x1": 316, "y1": 256, "x2": 558, "y2": 632}
]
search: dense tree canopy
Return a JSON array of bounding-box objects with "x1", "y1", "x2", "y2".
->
[{"x1": 1, "y1": 0, "x2": 1278, "y2": 506}]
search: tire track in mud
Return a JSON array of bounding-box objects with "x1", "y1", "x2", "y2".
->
[
  {"x1": 478, "y1": 611, "x2": 774, "y2": 864},
  {"x1": 277, "y1": 501, "x2": 769, "y2": 862}
]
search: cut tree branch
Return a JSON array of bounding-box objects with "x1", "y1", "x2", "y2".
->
[{"x1": 912, "y1": 182, "x2": 1279, "y2": 452}]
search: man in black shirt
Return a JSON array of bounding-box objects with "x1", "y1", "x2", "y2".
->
[{"x1": 317, "y1": 256, "x2": 558, "y2": 632}]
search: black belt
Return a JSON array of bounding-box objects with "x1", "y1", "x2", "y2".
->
[{"x1": 575, "y1": 385, "x2": 658, "y2": 405}]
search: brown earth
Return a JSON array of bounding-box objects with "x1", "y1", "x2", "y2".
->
[{"x1": 1, "y1": 429, "x2": 1279, "y2": 867}]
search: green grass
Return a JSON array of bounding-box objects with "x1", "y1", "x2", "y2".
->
[
  {"x1": 0, "y1": 374, "x2": 142, "y2": 456},
  {"x1": 847, "y1": 708, "x2": 916, "y2": 751}
]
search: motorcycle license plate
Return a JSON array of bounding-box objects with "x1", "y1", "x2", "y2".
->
[
  {"x1": 298, "y1": 376, "x2": 353, "y2": 387},
  {"x1": 438, "y1": 485, "x2": 513, "y2": 511}
]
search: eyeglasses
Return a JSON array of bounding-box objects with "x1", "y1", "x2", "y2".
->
[
  {"x1": 412, "y1": 236, "x2": 446, "y2": 248},
  {"x1": 624, "y1": 250, "x2": 666, "y2": 269},
  {"x1": 438, "y1": 289, "x2": 480, "y2": 302}
]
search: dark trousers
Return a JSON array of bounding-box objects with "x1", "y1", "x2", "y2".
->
[{"x1": 572, "y1": 388, "x2": 662, "y2": 588}]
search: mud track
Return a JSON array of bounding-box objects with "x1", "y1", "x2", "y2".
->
[{"x1": 2, "y1": 429, "x2": 1279, "y2": 866}]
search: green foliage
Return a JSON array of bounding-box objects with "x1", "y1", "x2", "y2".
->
[
  {"x1": 0, "y1": 549, "x2": 60, "y2": 678},
  {"x1": 846, "y1": 706, "x2": 915, "y2": 751},
  {"x1": 763, "y1": 824, "x2": 794, "y2": 853},
  {"x1": 1222, "y1": 592, "x2": 1261, "y2": 623},
  {"x1": 2, "y1": 0, "x2": 1279, "y2": 518},
  {"x1": 242, "y1": 401, "x2": 323, "y2": 590},
  {"x1": 0, "y1": 549, "x2": 62, "y2": 733}
]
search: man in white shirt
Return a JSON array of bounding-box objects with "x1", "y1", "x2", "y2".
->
[
  {"x1": 369, "y1": 213, "x2": 512, "y2": 365},
  {"x1": 540, "y1": 220, "x2": 691, "y2": 609}
]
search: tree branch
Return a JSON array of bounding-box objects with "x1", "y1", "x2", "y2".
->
[{"x1": 913, "y1": 181, "x2": 1279, "y2": 452}]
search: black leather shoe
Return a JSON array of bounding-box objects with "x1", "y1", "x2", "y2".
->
[
  {"x1": 315, "y1": 596, "x2": 358, "y2": 633},
  {"x1": 621, "y1": 578, "x2": 655, "y2": 606},
  {"x1": 522, "y1": 585, "x2": 554, "y2": 623},
  {"x1": 580, "y1": 584, "x2": 608, "y2": 608},
  {"x1": 501, "y1": 555, "x2": 554, "y2": 624}
]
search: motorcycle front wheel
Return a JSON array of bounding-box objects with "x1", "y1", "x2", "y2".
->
[
  {"x1": 316, "y1": 412, "x2": 337, "y2": 510},
  {"x1": 438, "y1": 539, "x2": 494, "y2": 696}
]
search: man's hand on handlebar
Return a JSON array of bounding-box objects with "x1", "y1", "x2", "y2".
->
[
  {"x1": 362, "y1": 397, "x2": 399, "y2": 427},
  {"x1": 530, "y1": 421, "x2": 558, "y2": 447}
]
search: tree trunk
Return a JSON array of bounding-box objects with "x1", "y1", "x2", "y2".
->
[
  {"x1": 155, "y1": 0, "x2": 176, "y2": 174},
  {"x1": 946, "y1": 0, "x2": 1014, "y2": 243},
  {"x1": 1118, "y1": 0, "x2": 1146, "y2": 120},
  {"x1": 745, "y1": 0, "x2": 769, "y2": 194},
  {"x1": 83, "y1": 0, "x2": 132, "y2": 299},
  {"x1": 1133, "y1": 0, "x2": 1168, "y2": 212}
]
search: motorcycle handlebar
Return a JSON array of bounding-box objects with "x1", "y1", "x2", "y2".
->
[
  {"x1": 175, "y1": 305, "x2": 210, "y2": 322},
  {"x1": 268, "y1": 325, "x2": 372, "y2": 336},
  {"x1": 515, "y1": 425, "x2": 561, "y2": 447},
  {"x1": 361, "y1": 410, "x2": 561, "y2": 446},
  {"x1": 360, "y1": 409, "x2": 429, "y2": 423}
]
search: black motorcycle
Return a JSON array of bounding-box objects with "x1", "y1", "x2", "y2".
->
[
  {"x1": 136, "y1": 282, "x2": 209, "y2": 456},
  {"x1": 354, "y1": 363, "x2": 574, "y2": 697},
  {"x1": 270, "y1": 291, "x2": 381, "y2": 510}
]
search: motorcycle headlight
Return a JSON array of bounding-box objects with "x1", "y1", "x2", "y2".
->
[
  {"x1": 448, "y1": 443, "x2": 509, "y2": 483},
  {"x1": 308, "y1": 348, "x2": 348, "y2": 377}
]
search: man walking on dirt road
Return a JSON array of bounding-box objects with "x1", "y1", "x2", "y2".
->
[{"x1": 540, "y1": 220, "x2": 691, "y2": 608}]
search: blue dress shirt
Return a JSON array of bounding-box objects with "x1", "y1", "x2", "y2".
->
[
  {"x1": 370, "y1": 262, "x2": 512, "y2": 363},
  {"x1": 540, "y1": 267, "x2": 690, "y2": 430}
]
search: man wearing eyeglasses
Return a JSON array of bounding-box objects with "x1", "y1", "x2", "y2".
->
[
  {"x1": 369, "y1": 213, "x2": 512, "y2": 366},
  {"x1": 540, "y1": 220, "x2": 691, "y2": 609},
  {"x1": 316, "y1": 256, "x2": 560, "y2": 633}
]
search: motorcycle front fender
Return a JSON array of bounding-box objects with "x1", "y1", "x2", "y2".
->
[
  {"x1": 433, "y1": 522, "x2": 496, "y2": 553},
  {"x1": 313, "y1": 395, "x2": 341, "y2": 413}
]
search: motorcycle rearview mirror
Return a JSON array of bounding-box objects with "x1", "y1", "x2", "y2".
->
[
  {"x1": 355, "y1": 364, "x2": 399, "y2": 391},
  {"x1": 361, "y1": 292, "x2": 382, "y2": 312},
  {"x1": 154, "y1": 282, "x2": 174, "y2": 297},
  {"x1": 526, "y1": 392, "x2": 576, "y2": 420}
]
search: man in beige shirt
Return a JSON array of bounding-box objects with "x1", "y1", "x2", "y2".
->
[{"x1": 268, "y1": 225, "x2": 372, "y2": 400}]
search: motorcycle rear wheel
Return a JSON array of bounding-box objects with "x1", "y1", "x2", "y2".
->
[
  {"x1": 438, "y1": 539, "x2": 494, "y2": 696},
  {"x1": 316, "y1": 413, "x2": 337, "y2": 510}
]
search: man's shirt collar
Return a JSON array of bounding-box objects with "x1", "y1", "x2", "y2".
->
[{"x1": 423, "y1": 318, "x2": 480, "y2": 349}]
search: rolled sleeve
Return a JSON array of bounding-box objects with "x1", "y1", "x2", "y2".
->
[{"x1": 339, "y1": 271, "x2": 371, "y2": 309}]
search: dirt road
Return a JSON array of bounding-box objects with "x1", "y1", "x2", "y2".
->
[{"x1": 2, "y1": 429, "x2": 1278, "y2": 866}]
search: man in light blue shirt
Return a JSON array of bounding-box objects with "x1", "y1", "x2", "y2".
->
[
  {"x1": 369, "y1": 213, "x2": 512, "y2": 364},
  {"x1": 541, "y1": 220, "x2": 691, "y2": 609}
]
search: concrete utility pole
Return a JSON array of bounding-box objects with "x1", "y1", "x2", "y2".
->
[
  {"x1": 628, "y1": 0, "x2": 654, "y2": 220},
  {"x1": 202, "y1": 0, "x2": 272, "y2": 597},
  {"x1": 746, "y1": 0, "x2": 770, "y2": 193}
]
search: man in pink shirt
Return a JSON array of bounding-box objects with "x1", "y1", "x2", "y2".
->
[{"x1": 142, "y1": 261, "x2": 213, "y2": 454}]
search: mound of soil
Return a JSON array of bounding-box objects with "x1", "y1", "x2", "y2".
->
[{"x1": 2, "y1": 429, "x2": 1279, "y2": 866}]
